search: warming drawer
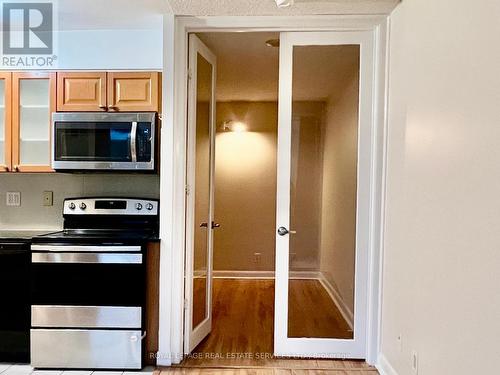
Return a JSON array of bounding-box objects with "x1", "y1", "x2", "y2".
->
[{"x1": 31, "y1": 329, "x2": 142, "y2": 369}]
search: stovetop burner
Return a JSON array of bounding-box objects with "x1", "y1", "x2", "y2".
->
[{"x1": 31, "y1": 197, "x2": 159, "y2": 244}]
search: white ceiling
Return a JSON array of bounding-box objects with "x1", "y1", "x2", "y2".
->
[
  {"x1": 197, "y1": 32, "x2": 359, "y2": 102},
  {"x1": 167, "y1": 0, "x2": 399, "y2": 16}
]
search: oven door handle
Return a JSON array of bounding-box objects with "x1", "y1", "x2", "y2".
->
[
  {"x1": 31, "y1": 245, "x2": 141, "y2": 253},
  {"x1": 32, "y1": 253, "x2": 143, "y2": 264},
  {"x1": 130, "y1": 121, "x2": 138, "y2": 163}
]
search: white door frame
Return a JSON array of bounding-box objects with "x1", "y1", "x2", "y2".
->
[{"x1": 159, "y1": 14, "x2": 389, "y2": 366}]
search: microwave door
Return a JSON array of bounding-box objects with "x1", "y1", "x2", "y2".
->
[
  {"x1": 51, "y1": 112, "x2": 156, "y2": 171},
  {"x1": 53, "y1": 122, "x2": 133, "y2": 169}
]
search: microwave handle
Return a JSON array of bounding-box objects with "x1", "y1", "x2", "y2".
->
[{"x1": 130, "y1": 121, "x2": 137, "y2": 162}]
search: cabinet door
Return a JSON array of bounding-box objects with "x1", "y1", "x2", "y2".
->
[
  {"x1": 57, "y1": 72, "x2": 107, "y2": 112},
  {"x1": 12, "y1": 72, "x2": 56, "y2": 172},
  {"x1": 0, "y1": 72, "x2": 12, "y2": 172},
  {"x1": 107, "y1": 72, "x2": 159, "y2": 112}
]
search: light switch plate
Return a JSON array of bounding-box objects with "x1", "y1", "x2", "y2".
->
[
  {"x1": 6, "y1": 192, "x2": 21, "y2": 206},
  {"x1": 43, "y1": 191, "x2": 53, "y2": 206}
]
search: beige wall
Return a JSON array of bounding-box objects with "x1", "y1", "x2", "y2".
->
[
  {"x1": 319, "y1": 71, "x2": 359, "y2": 316},
  {"x1": 381, "y1": 1, "x2": 500, "y2": 374},
  {"x1": 213, "y1": 101, "x2": 278, "y2": 271},
  {"x1": 289, "y1": 102, "x2": 326, "y2": 271},
  {"x1": 0, "y1": 174, "x2": 159, "y2": 229},
  {"x1": 193, "y1": 101, "x2": 210, "y2": 272}
]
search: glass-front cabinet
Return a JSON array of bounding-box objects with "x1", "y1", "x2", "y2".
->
[
  {"x1": 0, "y1": 72, "x2": 12, "y2": 172},
  {"x1": 11, "y1": 72, "x2": 56, "y2": 172}
]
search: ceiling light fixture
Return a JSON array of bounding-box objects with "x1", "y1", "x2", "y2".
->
[{"x1": 275, "y1": 0, "x2": 294, "y2": 8}]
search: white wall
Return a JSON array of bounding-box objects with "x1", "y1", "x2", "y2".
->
[
  {"x1": 380, "y1": 1, "x2": 500, "y2": 374},
  {"x1": 0, "y1": 28, "x2": 162, "y2": 70},
  {"x1": 56, "y1": 29, "x2": 163, "y2": 70}
]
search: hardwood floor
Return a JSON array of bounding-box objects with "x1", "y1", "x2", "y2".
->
[
  {"x1": 181, "y1": 279, "x2": 363, "y2": 372},
  {"x1": 288, "y1": 279, "x2": 353, "y2": 339},
  {"x1": 159, "y1": 369, "x2": 377, "y2": 374},
  {"x1": 191, "y1": 279, "x2": 274, "y2": 357},
  {"x1": 193, "y1": 277, "x2": 208, "y2": 327}
]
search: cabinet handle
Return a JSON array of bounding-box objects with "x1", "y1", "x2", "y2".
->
[
  {"x1": 13, "y1": 165, "x2": 19, "y2": 172},
  {"x1": 2, "y1": 166, "x2": 9, "y2": 172},
  {"x1": 98, "y1": 105, "x2": 107, "y2": 110},
  {"x1": 108, "y1": 105, "x2": 118, "y2": 111}
]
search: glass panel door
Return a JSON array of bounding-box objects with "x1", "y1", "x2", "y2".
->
[
  {"x1": 12, "y1": 72, "x2": 55, "y2": 172},
  {"x1": 19, "y1": 79, "x2": 50, "y2": 165},
  {"x1": 0, "y1": 72, "x2": 12, "y2": 172},
  {"x1": 274, "y1": 31, "x2": 374, "y2": 358},
  {"x1": 185, "y1": 34, "x2": 217, "y2": 353}
]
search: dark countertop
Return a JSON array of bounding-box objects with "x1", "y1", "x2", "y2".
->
[
  {"x1": 0, "y1": 230, "x2": 160, "y2": 242},
  {"x1": 0, "y1": 230, "x2": 57, "y2": 242}
]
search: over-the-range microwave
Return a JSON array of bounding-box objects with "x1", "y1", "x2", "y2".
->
[{"x1": 52, "y1": 112, "x2": 156, "y2": 172}]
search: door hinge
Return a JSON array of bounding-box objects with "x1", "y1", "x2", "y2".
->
[
  {"x1": 184, "y1": 298, "x2": 189, "y2": 310},
  {"x1": 188, "y1": 69, "x2": 193, "y2": 80},
  {"x1": 185, "y1": 184, "x2": 190, "y2": 195}
]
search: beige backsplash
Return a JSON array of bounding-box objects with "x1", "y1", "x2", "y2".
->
[{"x1": 0, "y1": 173, "x2": 160, "y2": 230}]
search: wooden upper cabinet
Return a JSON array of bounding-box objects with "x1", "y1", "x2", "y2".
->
[
  {"x1": 11, "y1": 72, "x2": 56, "y2": 173},
  {"x1": 0, "y1": 72, "x2": 12, "y2": 173},
  {"x1": 57, "y1": 72, "x2": 107, "y2": 111},
  {"x1": 107, "y1": 72, "x2": 159, "y2": 112}
]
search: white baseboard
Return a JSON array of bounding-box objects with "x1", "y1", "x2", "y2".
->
[
  {"x1": 318, "y1": 272, "x2": 354, "y2": 330},
  {"x1": 376, "y1": 354, "x2": 398, "y2": 375},
  {"x1": 213, "y1": 270, "x2": 275, "y2": 279},
  {"x1": 212, "y1": 270, "x2": 321, "y2": 279}
]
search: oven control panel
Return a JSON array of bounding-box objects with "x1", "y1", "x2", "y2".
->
[{"x1": 64, "y1": 198, "x2": 158, "y2": 215}]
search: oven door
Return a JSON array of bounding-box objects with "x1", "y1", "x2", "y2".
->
[
  {"x1": 31, "y1": 248, "x2": 145, "y2": 306},
  {"x1": 52, "y1": 112, "x2": 155, "y2": 171}
]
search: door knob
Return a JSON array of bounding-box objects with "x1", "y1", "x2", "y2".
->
[
  {"x1": 277, "y1": 226, "x2": 296, "y2": 236},
  {"x1": 211, "y1": 222, "x2": 221, "y2": 229},
  {"x1": 200, "y1": 222, "x2": 208, "y2": 228},
  {"x1": 277, "y1": 226, "x2": 289, "y2": 236}
]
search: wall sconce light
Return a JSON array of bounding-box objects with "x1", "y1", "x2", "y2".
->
[
  {"x1": 221, "y1": 120, "x2": 247, "y2": 133},
  {"x1": 275, "y1": 0, "x2": 294, "y2": 8}
]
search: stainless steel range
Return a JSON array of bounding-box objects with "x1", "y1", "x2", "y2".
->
[{"x1": 30, "y1": 197, "x2": 159, "y2": 370}]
